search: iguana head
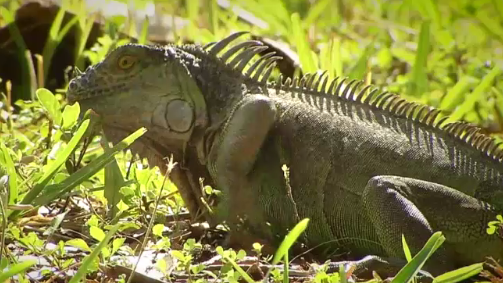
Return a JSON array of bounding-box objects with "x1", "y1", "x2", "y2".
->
[{"x1": 67, "y1": 43, "x2": 208, "y2": 151}]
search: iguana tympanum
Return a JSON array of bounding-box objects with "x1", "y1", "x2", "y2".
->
[{"x1": 66, "y1": 32, "x2": 503, "y2": 278}]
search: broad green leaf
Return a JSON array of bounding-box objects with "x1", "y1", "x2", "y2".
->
[
  {"x1": 391, "y1": 232, "x2": 445, "y2": 283},
  {"x1": 272, "y1": 218, "x2": 309, "y2": 265},
  {"x1": 153, "y1": 224, "x2": 165, "y2": 237},
  {"x1": 36, "y1": 88, "x2": 63, "y2": 126},
  {"x1": 61, "y1": 102, "x2": 80, "y2": 130},
  {"x1": 90, "y1": 226, "x2": 106, "y2": 242},
  {"x1": 112, "y1": 237, "x2": 126, "y2": 255},
  {"x1": 433, "y1": 263, "x2": 484, "y2": 283},
  {"x1": 66, "y1": 238, "x2": 92, "y2": 252},
  {"x1": 69, "y1": 223, "x2": 121, "y2": 283}
]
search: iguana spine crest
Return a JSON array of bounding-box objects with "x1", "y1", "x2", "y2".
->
[{"x1": 190, "y1": 32, "x2": 503, "y2": 163}]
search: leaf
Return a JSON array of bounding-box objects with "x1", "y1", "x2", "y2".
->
[
  {"x1": 101, "y1": 134, "x2": 126, "y2": 218},
  {"x1": 433, "y1": 263, "x2": 484, "y2": 283},
  {"x1": 36, "y1": 88, "x2": 63, "y2": 126},
  {"x1": 402, "y1": 234, "x2": 413, "y2": 262},
  {"x1": 449, "y1": 66, "x2": 502, "y2": 122},
  {"x1": 61, "y1": 102, "x2": 80, "y2": 130},
  {"x1": 112, "y1": 237, "x2": 126, "y2": 255},
  {"x1": 153, "y1": 224, "x2": 165, "y2": 237},
  {"x1": 14, "y1": 119, "x2": 89, "y2": 216},
  {"x1": 291, "y1": 13, "x2": 317, "y2": 73},
  {"x1": 0, "y1": 260, "x2": 37, "y2": 282},
  {"x1": 272, "y1": 218, "x2": 310, "y2": 265},
  {"x1": 66, "y1": 238, "x2": 92, "y2": 252},
  {"x1": 31, "y1": 127, "x2": 147, "y2": 206},
  {"x1": 0, "y1": 142, "x2": 17, "y2": 204},
  {"x1": 391, "y1": 232, "x2": 445, "y2": 283},
  {"x1": 90, "y1": 226, "x2": 106, "y2": 241},
  {"x1": 439, "y1": 76, "x2": 477, "y2": 111},
  {"x1": 409, "y1": 21, "x2": 430, "y2": 97},
  {"x1": 69, "y1": 222, "x2": 121, "y2": 283}
]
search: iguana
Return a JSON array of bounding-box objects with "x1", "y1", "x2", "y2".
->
[{"x1": 66, "y1": 32, "x2": 503, "y2": 278}]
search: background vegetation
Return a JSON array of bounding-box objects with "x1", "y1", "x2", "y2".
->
[{"x1": 0, "y1": 0, "x2": 502, "y2": 282}]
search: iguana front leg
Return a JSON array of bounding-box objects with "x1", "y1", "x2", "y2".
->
[
  {"x1": 208, "y1": 94, "x2": 278, "y2": 223},
  {"x1": 363, "y1": 175, "x2": 503, "y2": 275}
]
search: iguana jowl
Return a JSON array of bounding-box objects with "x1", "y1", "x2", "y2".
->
[{"x1": 66, "y1": 32, "x2": 503, "y2": 276}]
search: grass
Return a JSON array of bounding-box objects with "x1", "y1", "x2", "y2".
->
[{"x1": 0, "y1": 0, "x2": 503, "y2": 282}]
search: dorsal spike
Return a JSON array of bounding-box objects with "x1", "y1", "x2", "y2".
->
[
  {"x1": 245, "y1": 52, "x2": 275, "y2": 77},
  {"x1": 334, "y1": 78, "x2": 348, "y2": 96},
  {"x1": 299, "y1": 74, "x2": 310, "y2": 88},
  {"x1": 231, "y1": 46, "x2": 269, "y2": 71},
  {"x1": 414, "y1": 106, "x2": 429, "y2": 122},
  {"x1": 319, "y1": 74, "x2": 329, "y2": 92},
  {"x1": 354, "y1": 85, "x2": 372, "y2": 102},
  {"x1": 313, "y1": 71, "x2": 328, "y2": 91},
  {"x1": 368, "y1": 91, "x2": 389, "y2": 107},
  {"x1": 382, "y1": 96, "x2": 402, "y2": 112},
  {"x1": 435, "y1": 116, "x2": 450, "y2": 128},
  {"x1": 362, "y1": 88, "x2": 379, "y2": 104},
  {"x1": 252, "y1": 56, "x2": 280, "y2": 81},
  {"x1": 305, "y1": 73, "x2": 318, "y2": 90},
  {"x1": 421, "y1": 109, "x2": 441, "y2": 125},
  {"x1": 375, "y1": 93, "x2": 394, "y2": 108},
  {"x1": 347, "y1": 81, "x2": 363, "y2": 100},
  {"x1": 220, "y1": 41, "x2": 262, "y2": 63},
  {"x1": 275, "y1": 74, "x2": 283, "y2": 88},
  {"x1": 203, "y1": 41, "x2": 216, "y2": 50},
  {"x1": 208, "y1": 31, "x2": 249, "y2": 55},
  {"x1": 260, "y1": 62, "x2": 277, "y2": 84},
  {"x1": 291, "y1": 77, "x2": 299, "y2": 88},
  {"x1": 283, "y1": 77, "x2": 292, "y2": 87},
  {"x1": 405, "y1": 103, "x2": 420, "y2": 119},
  {"x1": 327, "y1": 77, "x2": 339, "y2": 94},
  {"x1": 340, "y1": 80, "x2": 357, "y2": 99}
]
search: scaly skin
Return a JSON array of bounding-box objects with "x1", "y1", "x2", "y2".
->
[{"x1": 67, "y1": 32, "x2": 503, "y2": 278}]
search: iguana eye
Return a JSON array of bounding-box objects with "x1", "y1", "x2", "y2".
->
[{"x1": 117, "y1": 55, "x2": 136, "y2": 70}]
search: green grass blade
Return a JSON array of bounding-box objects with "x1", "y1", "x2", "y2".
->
[
  {"x1": 391, "y1": 232, "x2": 445, "y2": 283},
  {"x1": 409, "y1": 21, "x2": 430, "y2": 97},
  {"x1": 348, "y1": 44, "x2": 373, "y2": 80},
  {"x1": 439, "y1": 76, "x2": 477, "y2": 112},
  {"x1": 138, "y1": 16, "x2": 149, "y2": 45},
  {"x1": 0, "y1": 7, "x2": 32, "y2": 100},
  {"x1": 17, "y1": 118, "x2": 89, "y2": 207},
  {"x1": 432, "y1": 263, "x2": 484, "y2": 283},
  {"x1": 0, "y1": 143, "x2": 17, "y2": 204},
  {"x1": 449, "y1": 66, "x2": 502, "y2": 122},
  {"x1": 0, "y1": 260, "x2": 37, "y2": 281},
  {"x1": 32, "y1": 127, "x2": 147, "y2": 206},
  {"x1": 68, "y1": 222, "x2": 121, "y2": 283},
  {"x1": 75, "y1": 12, "x2": 96, "y2": 71},
  {"x1": 401, "y1": 234, "x2": 413, "y2": 262},
  {"x1": 291, "y1": 13, "x2": 317, "y2": 73},
  {"x1": 101, "y1": 135, "x2": 126, "y2": 218},
  {"x1": 223, "y1": 254, "x2": 256, "y2": 283},
  {"x1": 272, "y1": 218, "x2": 309, "y2": 265}
]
